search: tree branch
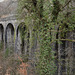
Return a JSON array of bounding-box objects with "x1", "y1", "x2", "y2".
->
[
  {"x1": 56, "y1": 39, "x2": 75, "y2": 42},
  {"x1": 50, "y1": 39, "x2": 75, "y2": 46},
  {"x1": 61, "y1": 0, "x2": 72, "y2": 11}
]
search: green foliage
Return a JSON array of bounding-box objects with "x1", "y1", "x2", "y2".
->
[
  {"x1": 17, "y1": 0, "x2": 75, "y2": 75},
  {"x1": 0, "y1": 42, "x2": 3, "y2": 50},
  {"x1": 5, "y1": 48, "x2": 10, "y2": 58},
  {"x1": 5, "y1": 47, "x2": 14, "y2": 58},
  {"x1": 36, "y1": 23, "x2": 57, "y2": 75}
]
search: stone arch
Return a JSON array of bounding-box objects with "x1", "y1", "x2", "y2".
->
[
  {"x1": 5, "y1": 23, "x2": 14, "y2": 51},
  {"x1": 17, "y1": 22, "x2": 26, "y2": 36},
  {"x1": 0, "y1": 24, "x2": 4, "y2": 43},
  {"x1": 16, "y1": 22, "x2": 26, "y2": 54}
]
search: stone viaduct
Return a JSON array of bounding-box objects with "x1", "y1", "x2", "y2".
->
[
  {"x1": 0, "y1": 14, "x2": 30, "y2": 55},
  {"x1": 0, "y1": 0, "x2": 75, "y2": 75},
  {"x1": 0, "y1": 0, "x2": 37, "y2": 58}
]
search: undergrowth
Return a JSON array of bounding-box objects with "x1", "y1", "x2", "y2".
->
[{"x1": 0, "y1": 49, "x2": 30, "y2": 75}]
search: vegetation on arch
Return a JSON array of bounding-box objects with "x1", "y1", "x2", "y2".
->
[{"x1": 17, "y1": 0, "x2": 75, "y2": 75}]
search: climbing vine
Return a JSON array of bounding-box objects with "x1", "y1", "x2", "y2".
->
[{"x1": 17, "y1": 0, "x2": 75, "y2": 75}]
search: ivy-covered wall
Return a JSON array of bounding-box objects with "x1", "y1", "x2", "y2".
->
[{"x1": 0, "y1": 0, "x2": 75, "y2": 75}]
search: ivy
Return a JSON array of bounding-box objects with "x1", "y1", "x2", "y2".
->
[{"x1": 17, "y1": 0, "x2": 75, "y2": 75}]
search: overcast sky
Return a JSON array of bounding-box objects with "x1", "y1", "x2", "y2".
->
[{"x1": 0, "y1": 0, "x2": 4, "y2": 2}]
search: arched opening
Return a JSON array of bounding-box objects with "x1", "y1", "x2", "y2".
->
[
  {"x1": 55, "y1": 28, "x2": 66, "y2": 75},
  {"x1": 5, "y1": 23, "x2": 14, "y2": 52},
  {"x1": 0, "y1": 24, "x2": 4, "y2": 50},
  {"x1": 16, "y1": 22, "x2": 26, "y2": 54},
  {"x1": 27, "y1": 32, "x2": 30, "y2": 55},
  {"x1": 0, "y1": 24, "x2": 4, "y2": 43}
]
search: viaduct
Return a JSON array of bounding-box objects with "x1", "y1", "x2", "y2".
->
[
  {"x1": 0, "y1": 14, "x2": 31, "y2": 55},
  {"x1": 0, "y1": 0, "x2": 36, "y2": 58},
  {"x1": 0, "y1": 0, "x2": 75, "y2": 75}
]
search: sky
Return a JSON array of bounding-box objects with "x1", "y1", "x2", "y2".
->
[{"x1": 0, "y1": 0, "x2": 4, "y2": 2}]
